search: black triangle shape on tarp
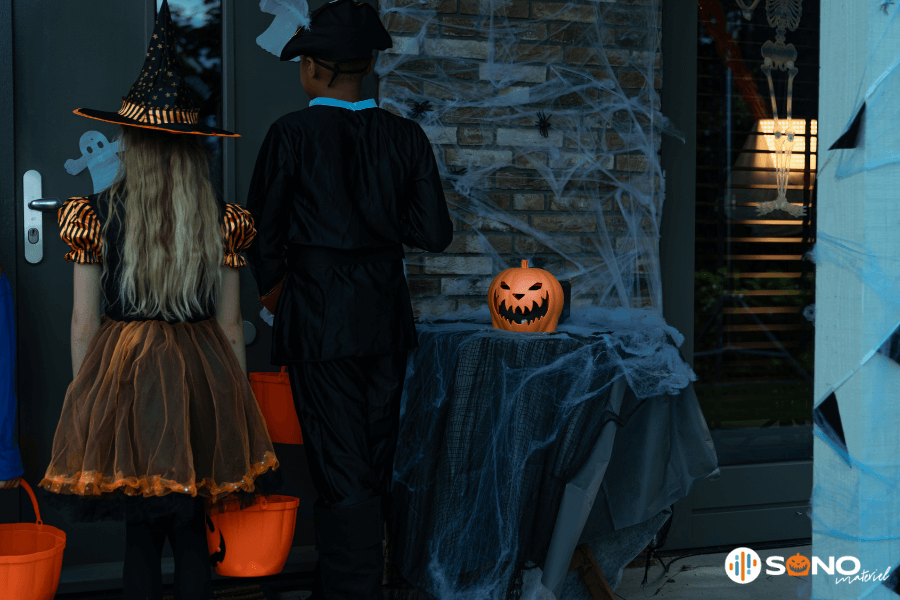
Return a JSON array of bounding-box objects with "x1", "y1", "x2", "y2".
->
[
  {"x1": 829, "y1": 103, "x2": 866, "y2": 150},
  {"x1": 813, "y1": 392, "x2": 849, "y2": 464},
  {"x1": 879, "y1": 323, "x2": 900, "y2": 366},
  {"x1": 884, "y1": 562, "x2": 900, "y2": 595}
]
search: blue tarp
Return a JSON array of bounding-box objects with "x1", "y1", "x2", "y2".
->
[{"x1": 0, "y1": 270, "x2": 23, "y2": 481}]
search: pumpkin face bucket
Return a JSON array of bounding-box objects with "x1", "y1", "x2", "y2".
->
[{"x1": 488, "y1": 260, "x2": 564, "y2": 333}]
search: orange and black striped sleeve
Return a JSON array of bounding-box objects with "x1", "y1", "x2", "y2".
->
[
  {"x1": 57, "y1": 197, "x2": 102, "y2": 264},
  {"x1": 222, "y1": 203, "x2": 257, "y2": 268}
]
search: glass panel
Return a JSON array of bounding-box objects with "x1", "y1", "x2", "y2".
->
[
  {"x1": 158, "y1": 0, "x2": 224, "y2": 194},
  {"x1": 694, "y1": 2, "x2": 820, "y2": 465}
]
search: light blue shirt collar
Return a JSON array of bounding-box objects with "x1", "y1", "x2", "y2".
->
[{"x1": 309, "y1": 98, "x2": 377, "y2": 111}]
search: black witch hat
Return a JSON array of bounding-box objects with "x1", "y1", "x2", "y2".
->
[
  {"x1": 74, "y1": 0, "x2": 237, "y2": 137},
  {"x1": 280, "y1": 0, "x2": 392, "y2": 86}
]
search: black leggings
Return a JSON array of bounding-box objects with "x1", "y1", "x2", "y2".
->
[{"x1": 122, "y1": 500, "x2": 211, "y2": 600}]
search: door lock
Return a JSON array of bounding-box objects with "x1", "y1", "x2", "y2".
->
[
  {"x1": 23, "y1": 170, "x2": 64, "y2": 264},
  {"x1": 23, "y1": 171, "x2": 43, "y2": 264}
]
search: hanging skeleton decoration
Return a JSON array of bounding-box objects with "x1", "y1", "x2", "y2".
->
[
  {"x1": 734, "y1": 0, "x2": 761, "y2": 20},
  {"x1": 754, "y1": 0, "x2": 805, "y2": 217}
]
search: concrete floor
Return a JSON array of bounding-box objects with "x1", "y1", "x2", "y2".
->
[
  {"x1": 58, "y1": 545, "x2": 815, "y2": 599},
  {"x1": 271, "y1": 545, "x2": 814, "y2": 600},
  {"x1": 615, "y1": 545, "x2": 812, "y2": 600}
]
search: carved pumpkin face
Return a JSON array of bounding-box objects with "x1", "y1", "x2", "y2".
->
[
  {"x1": 488, "y1": 260, "x2": 564, "y2": 333},
  {"x1": 786, "y1": 553, "x2": 810, "y2": 577}
]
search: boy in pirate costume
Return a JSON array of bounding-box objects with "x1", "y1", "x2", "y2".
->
[{"x1": 246, "y1": 1, "x2": 453, "y2": 598}]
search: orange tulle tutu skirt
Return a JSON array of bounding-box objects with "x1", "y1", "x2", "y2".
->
[{"x1": 40, "y1": 316, "x2": 279, "y2": 509}]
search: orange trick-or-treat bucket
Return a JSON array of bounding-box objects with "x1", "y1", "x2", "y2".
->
[
  {"x1": 206, "y1": 495, "x2": 300, "y2": 577},
  {"x1": 250, "y1": 367, "x2": 303, "y2": 444},
  {"x1": 0, "y1": 480, "x2": 66, "y2": 600}
]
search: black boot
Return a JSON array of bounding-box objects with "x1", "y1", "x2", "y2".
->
[{"x1": 313, "y1": 496, "x2": 385, "y2": 600}]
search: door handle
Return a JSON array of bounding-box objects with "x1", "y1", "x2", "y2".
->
[
  {"x1": 28, "y1": 198, "x2": 63, "y2": 212},
  {"x1": 23, "y1": 175, "x2": 257, "y2": 348},
  {"x1": 23, "y1": 170, "x2": 47, "y2": 264}
]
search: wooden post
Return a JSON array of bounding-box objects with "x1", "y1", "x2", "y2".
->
[{"x1": 567, "y1": 544, "x2": 617, "y2": 600}]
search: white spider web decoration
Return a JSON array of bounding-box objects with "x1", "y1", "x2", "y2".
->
[
  {"x1": 373, "y1": 1, "x2": 692, "y2": 599},
  {"x1": 257, "y1": 0, "x2": 311, "y2": 61},
  {"x1": 376, "y1": 0, "x2": 678, "y2": 317}
]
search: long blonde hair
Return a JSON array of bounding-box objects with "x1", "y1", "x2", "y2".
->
[{"x1": 102, "y1": 126, "x2": 223, "y2": 321}]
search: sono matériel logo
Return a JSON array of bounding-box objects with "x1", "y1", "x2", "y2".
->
[{"x1": 725, "y1": 548, "x2": 892, "y2": 585}]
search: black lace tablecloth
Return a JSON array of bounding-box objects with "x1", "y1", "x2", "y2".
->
[{"x1": 390, "y1": 312, "x2": 717, "y2": 600}]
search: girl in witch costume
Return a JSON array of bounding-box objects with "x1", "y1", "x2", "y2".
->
[
  {"x1": 40, "y1": 3, "x2": 280, "y2": 599},
  {"x1": 247, "y1": 1, "x2": 453, "y2": 598}
]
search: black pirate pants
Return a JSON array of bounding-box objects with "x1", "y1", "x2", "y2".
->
[{"x1": 287, "y1": 351, "x2": 407, "y2": 600}]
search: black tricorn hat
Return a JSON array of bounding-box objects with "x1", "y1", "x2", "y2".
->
[
  {"x1": 73, "y1": 0, "x2": 237, "y2": 137},
  {"x1": 280, "y1": 0, "x2": 392, "y2": 66}
]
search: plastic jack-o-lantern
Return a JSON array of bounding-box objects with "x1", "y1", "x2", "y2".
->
[
  {"x1": 786, "y1": 553, "x2": 810, "y2": 577},
  {"x1": 488, "y1": 260, "x2": 564, "y2": 333}
]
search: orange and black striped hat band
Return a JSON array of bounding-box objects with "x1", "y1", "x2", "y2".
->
[{"x1": 117, "y1": 100, "x2": 199, "y2": 125}]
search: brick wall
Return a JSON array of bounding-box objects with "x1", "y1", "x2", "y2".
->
[{"x1": 377, "y1": 0, "x2": 664, "y2": 316}]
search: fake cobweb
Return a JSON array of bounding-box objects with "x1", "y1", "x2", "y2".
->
[
  {"x1": 809, "y1": 4, "x2": 900, "y2": 599},
  {"x1": 256, "y1": 0, "x2": 701, "y2": 598},
  {"x1": 389, "y1": 308, "x2": 697, "y2": 600},
  {"x1": 367, "y1": 0, "x2": 692, "y2": 599},
  {"x1": 375, "y1": 0, "x2": 675, "y2": 314}
]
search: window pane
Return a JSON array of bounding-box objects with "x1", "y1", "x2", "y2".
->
[
  {"x1": 694, "y1": 2, "x2": 820, "y2": 465},
  {"x1": 158, "y1": 0, "x2": 224, "y2": 194}
]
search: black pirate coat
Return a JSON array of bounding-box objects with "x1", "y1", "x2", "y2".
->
[{"x1": 246, "y1": 99, "x2": 453, "y2": 363}]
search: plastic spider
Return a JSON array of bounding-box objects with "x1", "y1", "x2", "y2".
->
[
  {"x1": 883, "y1": 0, "x2": 894, "y2": 14},
  {"x1": 450, "y1": 167, "x2": 467, "y2": 176},
  {"x1": 536, "y1": 111, "x2": 551, "y2": 138},
  {"x1": 410, "y1": 100, "x2": 433, "y2": 118}
]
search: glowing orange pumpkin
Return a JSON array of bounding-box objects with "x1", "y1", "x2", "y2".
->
[
  {"x1": 786, "y1": 553, "x2": 810, "y2": 577},
  {"x1": 488, "y1": 260, "x2": 564, "y2": 333}
]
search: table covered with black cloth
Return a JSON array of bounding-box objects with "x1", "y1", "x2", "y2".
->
[{"x1": 389, "y1": 308, "x2": 718, "y2": 600}]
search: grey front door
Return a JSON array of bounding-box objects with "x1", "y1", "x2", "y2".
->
[
  {"x1": 0, "y1": 0, "x2": 334, "y2": 581},
  {"x1": 4, "y1": 1, "x2": 153, "y2": 567}
]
